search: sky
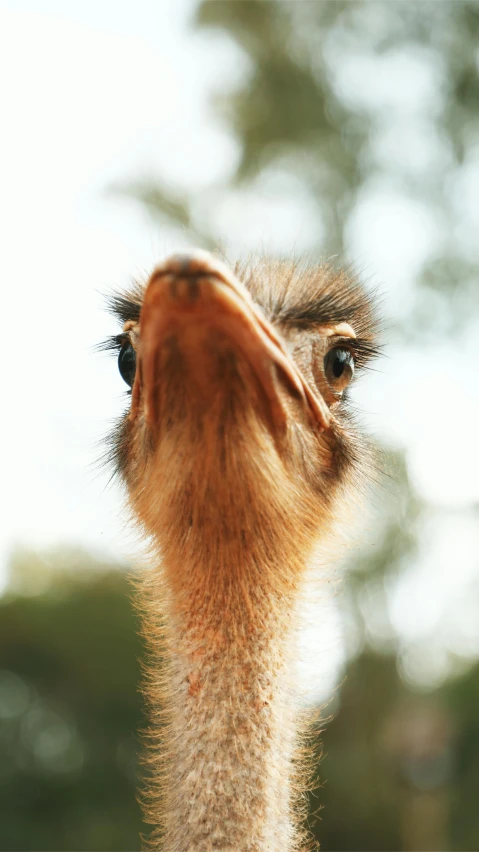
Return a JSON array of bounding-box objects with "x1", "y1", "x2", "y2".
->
[{"x1": 1, "y1": 0, "x2": 478, "y2": 697}]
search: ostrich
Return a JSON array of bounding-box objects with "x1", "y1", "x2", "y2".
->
[{"x1": 103, "y1": 250, "x2": 380, "y2": 852}]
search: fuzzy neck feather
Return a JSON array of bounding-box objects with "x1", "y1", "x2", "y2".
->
[
  {"x1": 158, "y1": 562, "x2": 299, "y2": 851},
  {"x1": 135, "y1": 411, "x2": 321, "y2": 852}
]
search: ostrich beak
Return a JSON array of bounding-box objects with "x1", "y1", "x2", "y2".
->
[{"x1": 131, "y1": 251, "x2": 331, "y2": 434}]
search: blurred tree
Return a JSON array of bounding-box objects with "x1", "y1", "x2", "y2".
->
[
  {"x1": 0, "y1": 550, "x2": 145, "y2": 852},
  {"x1": 444, "y1": 659, "x2": 479, "y2": 852},
  {"x1": 118, "y1": 0, "x2": 479, "y2": 336},
  {"x1": 196, "y1": 0, "x2": 479, "y2": 332},
  {"x1": 319, "y1": 652, "x2": 455, "y2": 852}
]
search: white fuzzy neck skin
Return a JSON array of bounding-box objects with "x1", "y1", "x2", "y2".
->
[{"x1": 159, "y1": 567, "x2": 300, "y2": 852}]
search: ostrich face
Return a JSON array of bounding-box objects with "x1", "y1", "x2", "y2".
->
[{"x1": 104, "y1": 251, "x2": 379, "y2": 526}]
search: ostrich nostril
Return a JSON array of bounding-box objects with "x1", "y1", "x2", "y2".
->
[
  {"x1": 169, "y1": 252, "x2": 203, "y2": 275},
  {"x1": 163, "y1": 250, "x2": 216, "y2": 278}
]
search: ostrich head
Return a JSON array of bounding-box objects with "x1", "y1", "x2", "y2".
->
[{"x1": 106, "y1": 251, "x2": 379, "y2": 548}]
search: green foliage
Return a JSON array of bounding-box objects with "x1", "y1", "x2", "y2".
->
[
  {"x1": 196, "y1": 0, "x2": 365, "y2": 253},
  {"x1": 120, "y1": 0, "x2": 479, "y2": 332},
  {"x1": 0, "y1": 554, "x2": 146, "y2": 851},
  {"x1": 194, "y1": 0, "x2": 479, "y2": 330},
  {"x1": 443, "y1": 661, "x2": 479, "y2": 851}
]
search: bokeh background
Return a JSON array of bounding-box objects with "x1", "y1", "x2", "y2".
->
[{"x1": 1, "y1": 1, "x2": 479, "y2": 849}]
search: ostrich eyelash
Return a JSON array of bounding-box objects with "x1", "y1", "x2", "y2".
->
[
  {"x1": 107, "y1": 286, "x2": 144, "y2": 325},
  {"x1": 95, "y1": 333, "x2": 130, "y2": 355},
  {"x1": 329, "y1": 336, "x2": 382, "y2": 370}
]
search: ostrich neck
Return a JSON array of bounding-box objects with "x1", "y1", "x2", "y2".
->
[
  {"x1": 132, "y1": 405, "x2": 322, "y2": 852},
  {"x1": 161, "y1": 551, "x2": 299, "y2": 852},
  {"x1": 138, "y1": 442, "x2": 317, "y2": 852}
]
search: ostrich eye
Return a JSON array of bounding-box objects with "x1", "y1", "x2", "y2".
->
[
  {"x1": 324, "y1": 347, "x2": 354, "y2": 392},
  {"x1": 118, "y1": 343, "x2": 136, "y2": 388}
]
